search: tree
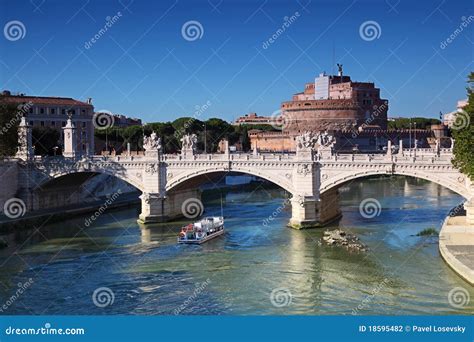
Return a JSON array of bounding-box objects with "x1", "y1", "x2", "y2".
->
[
  {"x1": 0, "y1": 96, "x2": 21, "y2": 157},
  {"x1": 121, "y1": 125, "x2": 142, "y2": 151},
  {"x1": 452, "y1": 72, "x2": 474, "y2": 179},
  {"x1": 204, "y1": 118, "x2": 233, "y2": 152},
  {"x1": 387, "y1": 117, "x2": 441, "y2": 130}
]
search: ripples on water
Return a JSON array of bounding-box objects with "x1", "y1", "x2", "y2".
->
[{"x1": 0, "y1": 176, "x2": 472, "y2": 315}]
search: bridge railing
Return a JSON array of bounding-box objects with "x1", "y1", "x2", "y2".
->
[
  {"x1": 26, "y1": 147, "x2": 454, "y2": 165},
  {"x1": 162, "y1": 153, "x2": 298, "y2": 162}
]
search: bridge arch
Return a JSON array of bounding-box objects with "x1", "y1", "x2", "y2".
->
[
  {"x1": 166, "y1": 166, "x2": 296, "y2": 195},
  {"x1": 320, "y1": 169, "x2": 471, "y2": 199},
  {"x1": 35, "y1": 170, "x2": 144, "y2": 193}
]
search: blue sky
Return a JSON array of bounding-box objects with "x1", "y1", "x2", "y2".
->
[{"x1": 1, "y1": 0, "x2": 473, "y2": 123}]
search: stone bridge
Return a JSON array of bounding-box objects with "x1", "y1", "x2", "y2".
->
[{"x1": 4, "y1": 119, "x2": 474, "y2": 228}]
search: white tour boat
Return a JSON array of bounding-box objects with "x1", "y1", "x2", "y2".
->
[{"x1": 177, "y1": 216, "x2": 225, "y2": 244}]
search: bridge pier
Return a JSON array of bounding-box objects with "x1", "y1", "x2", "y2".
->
[
  {"x1": 138, "y1": 188, "x2": 202, "y2": 224},
  {"x1": 138, "y1": 193, "x2": 165, "y2": 224},
  {"x1": 288, "y1": 189, "x2": 341, "y2": 229}
]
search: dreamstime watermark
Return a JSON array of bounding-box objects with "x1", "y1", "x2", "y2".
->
[
  {"x1": 84, "y1": 189, "x2": 122, "y2": 227},
  {"x1": 173, "y1": 100, "x2": 212, "y2": 139},
  {"x1": 440, "y1": 15, "x2": 474, "y2": 49},
  {"x1": 3, "y1": 198, "x2": 26, "y2": 219},
  {"x1": 270, "y1": 287, "x2": 292, "y2": 307},
  {"x1": 181, "y1": 20, "x2": 204, "y2": 41},
  {"x1": 449, "y1": 201, "x2": 466, "y2": 217},
  {"x1": 84, "y1": 12, "x2": 123, "y2": 49},
  {"x1": 447, "y1": 287, "x2": 470, "y2": 309},
  {"x1": 92, "y1": 287, "x2": 115, "y2": 308},
  {"x1": 0, "y1": 278, "x2": 34, "y2": 313},
  {"x1": 5, "y1": 323, "x2": 85, "y2": 336},
  {"x1": 3, "y1": 20, "x2": 26, "y2": 41},
  {"x1": 270, "y1": 109, "x2": 294, "y2": 131},
  {"x1": 174, "y1": 278, "x2": 211, "y2": 315},
  {"x1": 0, "y1": 101, "x2": 33, "y2": 136},
  {"x1": 359, "y1": 20, "x2": 381, "y2": 41},
  {"x1": 352, "y1": 277, "x2": 390, "y2": 315},
  {"x1": 262, "y1": 11, "x2": 300, "y2": 49},
  {"x1": 92, "y1": 110, "x2": 115, "y2": 130},
  {"x1": 181, "y1": 198, "x2": 204, "y2": 219},
  {"x1": 359, "y1": 198, "x2": 381, "y2": 219},
  {"x1": 350, "y1": 101, "x2": 388, "y2": 138},
  {"x1": 451, "y1": 109, "x2": 470, "y2": 131},
  {"x1": 262, "y1": 196, "x2": 303, "y2": 227}
]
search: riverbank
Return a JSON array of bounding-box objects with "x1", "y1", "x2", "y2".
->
[{"x1": 439, "y1": 214, "x2": 474, "y2": 285}]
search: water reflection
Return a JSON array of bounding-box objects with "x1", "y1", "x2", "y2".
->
[{"x1": 0, "y1": 176, "x2": 472, "y2": 315}]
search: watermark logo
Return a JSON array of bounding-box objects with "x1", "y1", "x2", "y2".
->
[
  {"x1": 270, "y1": 109, "x2": 293, "y2": 131},
  {"x1": 270, "y1": 287, "x2": 292, "y2": 307},
  {"x1": 84, "y1": 12, "x2": 122, "y2": 49},
  {"x1": 448, "y1": 287, "x2": 470, "y2": 309},
  {"x1": 359, "y1": 198, "x2": 381, "y2": 219},
  {"x1": 4, "y1": 20, "x2": 26, "y2": 41},
  {"x1": 350, "y1": 101, "x2": 388, "y2": 138},
  {"x1": 359, "y1": 20, "x2": 381, "y2": 41},
  {"x1": 84, "y1": 190, "x2": 122, "y2": 227},
  {"x1": 3, "y1": 198, "x2": 26, "y2": 219},
  {"x1": 352, "y1": 277, "x2": 390, "y2": 315},
  {"x1": 0, "y1": 101, "x2": 33, "y2": 137},
  {"x1": 440, "y1": 15, "x2": 474, "y2": 49},
  {"x1": 451, "y1": 109, "x2": 470, "y2": 130},
  {"x1": 0, "y1": 278, "x2": 34, "y2": 313},
  {"x1": 181, "y1": 198, "x2": 204, "y2": 219},
  {"x1": 174, "y1": 278, "x2": 211, "y2": 315},
  {"x1": 92, "y1": 110, "x2": 115, "y2": 130},
  {"x1": 173, "y1": 100, "x2": 211, "y2": 140},
  {"x1": 92, "y1": 287, "x2": 115, "y2": 308},
  {"x1": 181, "y1": 20, "x2": 204, "y2": 41},
  {"x1": 262, "y1": 11, "x2": 300, "y2": 49}
]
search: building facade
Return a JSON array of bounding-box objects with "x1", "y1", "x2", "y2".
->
[
  {"x1": 233, "y1": 113, "x2": 272, "y2": 125},
  {"x1": 281, "y1": 71, "x2": 388, "y2": 132},
  {"x1": 2, "y1": 90, "x2": 94, "y2": 155}
]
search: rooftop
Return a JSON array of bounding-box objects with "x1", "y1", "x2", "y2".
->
[{"x1": 1, "y1": 90, "x2": 92, "y2": 107}]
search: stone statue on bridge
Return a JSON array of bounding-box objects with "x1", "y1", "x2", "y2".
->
[
  {"x1": 180, "y1": 133, "x2": 197, "y2": 157},
  {"x1": 296, "y1": 131, "x2": 318, "y2": 150},
  {"x1": 143, "y1": 131, "x2": 162, "y2": 151},
  {"x1": 318, "y1": 131, "x2": 335, "y2": 148},
  {"x1": 181, "y1": 134, "x2": 197, "y2": 151}
]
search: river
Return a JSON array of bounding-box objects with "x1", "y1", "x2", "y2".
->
[{"x1": 0, "y1": 176, "x2": 472, "y2": 315}]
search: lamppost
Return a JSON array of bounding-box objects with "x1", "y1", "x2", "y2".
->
[
  {"x1": 414, "y1": 122, "x2": 417, "y2": 148},
  {"x1": 202, "y1": 122, "x2": 207, "y2": 154},
  {"x1": 409, "y1": 119, "x2": 412, "y2": 149}
]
